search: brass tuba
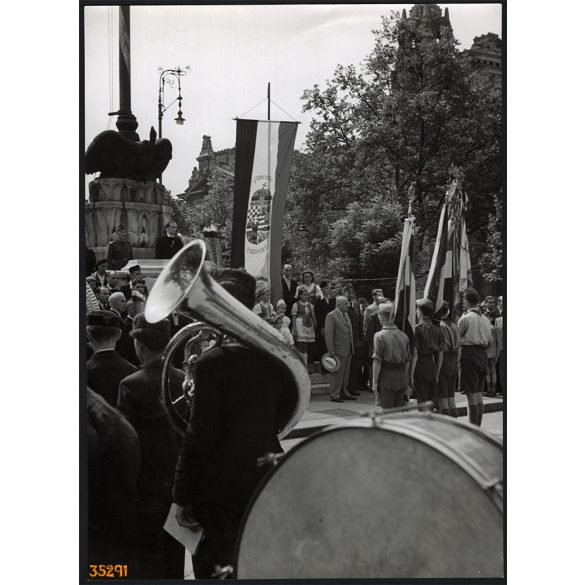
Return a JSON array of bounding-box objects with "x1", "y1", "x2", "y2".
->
[{"x1": 144, "y1": 239, "x2": 311, "y2": 439}]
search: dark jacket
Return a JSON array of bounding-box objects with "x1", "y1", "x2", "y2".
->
[
  {"x1": 116, "y1": 317, "x2": 140, "y2": 366},
  {"x1": 347, "y1": 302, "x2": 365, "y2": 348},
  {"x1": 155, "y1": 235, "x2": 184, "y2": 259},
  {"x1": 86, "y1": 247, "x2": 97, "y2": 276},
  {"x1": 88, "y1": 388, "x2": 140, "y2": 566},
  {"x1": 120, "y1": 282, "x2": 149, "y2": 300},
  {"x1": 117, "y1": 362, "x2": 185, "y2": 507},
  {"x1": 173, "y1": 345, "x2": 294, "y2": 506},
  {"x1": 281, "y1": 277, "x2": 298, "y2": 314},
  {"x1": 315, "y1": 296, "x2": 336, "y2": 334},
  {"x1": 87, "y1": 349, "x2": 138, "y2": 407},
  {"x1": 365, "y1": 312, "x2": 382, "y2": 355}
]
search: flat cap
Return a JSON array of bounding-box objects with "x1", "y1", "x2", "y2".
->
[
  {"x1": 87, "y1": 310, "x2": 122, "y2": 329},
  {"x1": 130, "y1": 312, "x2": 170, "y2": 339},
  {"x1": 416, "y1": 298, "x2": 434, "y2": 310}
]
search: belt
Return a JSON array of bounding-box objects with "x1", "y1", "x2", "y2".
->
[{"x1": 382, "y1": 360, "x2": 408, "y2": 369}]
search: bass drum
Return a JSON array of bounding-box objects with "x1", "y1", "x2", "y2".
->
[{"x1": 235, "y1": 413, "x2": 503, "y2": 579}]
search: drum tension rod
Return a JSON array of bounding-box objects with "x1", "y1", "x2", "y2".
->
[{"x1": 257, "y1": 452, "x2": 284, "y2": 467}]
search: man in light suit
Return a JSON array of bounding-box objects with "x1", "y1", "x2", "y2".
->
[{"x1": 324, "y1": 296, "x2": 354, "y2": 403}]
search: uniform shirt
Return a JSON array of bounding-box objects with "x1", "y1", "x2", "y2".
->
[
  {"x1": 458, "y1": 308, "x2": 493, "y2": 346},
  {"x1": 439, "y1": 320, "x2": 461, "y2": 352},
  {"x1": 363, "y1": 303, "x2": 379, "y2": 332},
  {"x1": 106, "y1": 240, "x2": 133, "y2": 270},
  {"x1": 372, "y1": 325, "x2": 411, "y2": 365},
  {"x1": 415, "y1": 320, "x2": 444, "y2": 355}
]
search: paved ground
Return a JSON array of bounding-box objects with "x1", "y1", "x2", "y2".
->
[{"x1": 282, "y1": 390, "x2": 503, "y2": 451}]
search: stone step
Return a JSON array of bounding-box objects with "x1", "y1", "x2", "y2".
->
[{"x1": 310, "y1": 372, "x2": 330, "y2": 395}]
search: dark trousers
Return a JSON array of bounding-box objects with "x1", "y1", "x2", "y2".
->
[
  {"x1": 414, "y1": 358, "x2": 437, "y2": 406},
  {"x1": 191, "y1": 502, "x2": 247, "y2": 579},
  {"x1": 348, "y1": 343, "x2": 366, "y2": 393},
  {"x1": 135, "y1": 499, "x2": 184, "y2": 579}
]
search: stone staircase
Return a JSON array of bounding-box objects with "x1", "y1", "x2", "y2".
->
[{"x1": 305, "y1": 362, "x2": 329, "y2": 395}]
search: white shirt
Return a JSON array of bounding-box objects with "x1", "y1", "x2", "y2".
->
[{"x1": 458, "y1": 308, "x2": 493, "y2": 346}]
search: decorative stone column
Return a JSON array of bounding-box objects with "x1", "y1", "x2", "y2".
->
[{"x1": 85, "y1": 178, "x2": 173, "y2": 260}]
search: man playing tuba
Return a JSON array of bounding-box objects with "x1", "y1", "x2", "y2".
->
[{"x1": 172, "y1": 269, "x2": 295, "y2": 579}]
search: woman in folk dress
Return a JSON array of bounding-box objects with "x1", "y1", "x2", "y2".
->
[
  {"x1": 291, "y1": 286, "x2": 316, "y2": 365},
  {"x1": 294, "y1": 270, "x2": 322, "y2": 306}
]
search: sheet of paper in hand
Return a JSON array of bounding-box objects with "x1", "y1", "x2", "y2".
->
[{"x1": 163, "y1": 503, "x2": 204, "y2": 556}]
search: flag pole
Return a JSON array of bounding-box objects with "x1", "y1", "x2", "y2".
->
[{"x1": 267, "y1": 82, "x2": 271, "y2": 121}]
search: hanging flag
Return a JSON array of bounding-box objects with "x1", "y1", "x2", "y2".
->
[
  {"x1": 394, "y1": 215, "x2": 416, "y2": 347},
  {"x1": 231, "y1": 119, "x2": 298, "y2": 301},
  {"x1": 424, "y1": 168, "x2": 473, "y2": 317}
]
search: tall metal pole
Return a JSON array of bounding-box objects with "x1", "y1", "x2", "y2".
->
[
  {"x1": 116, "y1": 5, "x2": 139, "y2": 141},
  {"x1": 267, "y1": 82, "x2": 271, "y2": 120}
]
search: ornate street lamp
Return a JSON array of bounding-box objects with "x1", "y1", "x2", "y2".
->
[
  {"x1": 158, "y1": 66, "x2": 190, "y2": 182},
  {"x1": 158, "y1": 65, "x2": 190, "y2": 137}
]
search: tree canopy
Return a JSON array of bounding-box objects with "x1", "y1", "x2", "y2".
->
[{"x1": 282, "y1": 10, "x2": 502, "y2": 289}]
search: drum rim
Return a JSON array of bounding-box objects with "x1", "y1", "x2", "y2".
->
[{"x1": 234, "y1": 413, "x2": 503, "y2": 577}]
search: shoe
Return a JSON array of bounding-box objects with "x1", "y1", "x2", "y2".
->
[
  {"x1": 486, "y1": 391, "x2": 496, "y2": 397},
  {"x1": 342, "y1": 395, "x2": 357, "y2": 401},
  {"x1": 330, "y1": 398, "x2": 343, "y2": 403}
]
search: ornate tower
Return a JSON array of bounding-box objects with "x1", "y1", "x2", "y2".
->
[{"x1": 398, "y1": 3, "x2": 453, "y2": 47}]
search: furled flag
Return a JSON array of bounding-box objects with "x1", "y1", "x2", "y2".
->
[
  {"x1": 394, "y1": 183, "x2": 417, "y2": 347},
  {"x1": 231, "y1": 119, "x2": 298, "y2": 302},
  {"x1": 424, "y1": 167, "x2": 473, "y2": 317}
]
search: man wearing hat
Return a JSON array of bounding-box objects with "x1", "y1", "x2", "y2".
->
[
  {"x1": 458, "y1": 288, "x2": 493, "y2": 426},
  {"x1": 106, "y1": 224, "x2": 134, "y2": 270},
  {"x1": 324, "y1": 296, "x2": 355, "y2": 403},
  {"x1": 86, "y1": 310, "x2": 138, "y2": 407},
  {"x1": 173, "y1": 268, "x2": 294, "y2": 579},
  {"x1": 371, "y1": 303, "x2": 412, "y2": 408},
  {"x1": 315, "y1": 281, "x2": 336, "y2": 369},
  {"x1": 117, "y1": 314, "x2": 186, "y2": 579},
  {"x1": 411, "y1": 298, "x2": 444, "y2": 409},
  {"x1": 155, "y1": 220, "x2": 184, "y2": 259}
]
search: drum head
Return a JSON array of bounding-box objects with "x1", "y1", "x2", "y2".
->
[{"x1": 236, "y1": 417, "x2": 503, "y2": 578}]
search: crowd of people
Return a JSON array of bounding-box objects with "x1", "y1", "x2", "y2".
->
[
  {"x1": 275, "y1": 265, "x2": 504, "y2": 418},
  {"x1": 85, "y1": 251, "x2": 504, "y2": 579}
]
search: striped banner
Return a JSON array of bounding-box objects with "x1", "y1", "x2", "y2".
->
[
  {"x1": 231, "y1": 119, "x2": 298, "y2": 302},
  {"x1": 424, "y1": 177, "x2": 473, "y2": 317},
  {"x1": 394, "y1": 216, "x2": 416, "y2": 347}
]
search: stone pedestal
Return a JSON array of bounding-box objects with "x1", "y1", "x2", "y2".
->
[{"x1": 85, "y1": 178, "x2": 173, "y2": 258}]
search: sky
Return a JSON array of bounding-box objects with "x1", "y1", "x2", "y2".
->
[{"x1": 84, "y1": 3, "x2": 502, "y2": 198}]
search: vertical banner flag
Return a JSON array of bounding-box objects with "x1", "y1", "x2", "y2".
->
[
  {"x1": 424, "y1": 169, "x2": 473, "y2": 317},
  {"x1": 232, "y1": 119, "x2": 298, "y2": 302},
  {"x1": 394, "y1": 215, "x2": 416, "y2": 347}
]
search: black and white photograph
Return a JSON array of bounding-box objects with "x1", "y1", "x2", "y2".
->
[{"x1": 82, "y1": 1, "x2": 505, "y2": 580}]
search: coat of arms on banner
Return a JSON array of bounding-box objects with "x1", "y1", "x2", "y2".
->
[{"x1": 246, "y1": 183, "x2": 272, "y2": 245}]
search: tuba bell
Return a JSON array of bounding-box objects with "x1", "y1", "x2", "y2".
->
[{"x1": 144, "y1": 239, "x2": 311, "y2": 439}]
